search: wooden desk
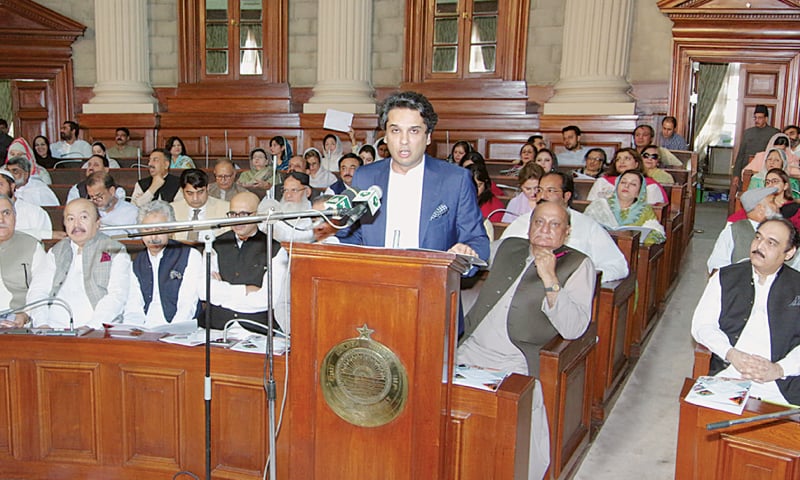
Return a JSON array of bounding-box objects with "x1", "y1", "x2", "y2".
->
[
  {"x1": 676, "y1": 377, "x2": 800, "y2": 480},
  {"x1": 0, "y1": 332, "x2": 533, "y2": 480}
]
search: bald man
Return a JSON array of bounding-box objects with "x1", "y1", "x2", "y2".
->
[
  {"x1": 30, "y1": 198, "x2": 130, "y2": 329},
  {"x1": 204, "y1": 192, "x2": 290, "y2": 334}
]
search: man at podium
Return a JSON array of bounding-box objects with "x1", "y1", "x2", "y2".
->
[
  {"x1": 343, "y1": 91, "x2": 489, "y2": 264},
  {"x1": 458, "y1": 202, "x2": 596, "y2": 479}
]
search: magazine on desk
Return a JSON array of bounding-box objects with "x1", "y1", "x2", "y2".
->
[
  {"x1": 453, "y1": 364, "x2": 511, "y2": 392},
  {"x1": 685, "y1": 376, "x2": 752, "y2": 415}
]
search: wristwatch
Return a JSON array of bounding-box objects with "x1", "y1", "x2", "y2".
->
[{"x1": 544, "y1": 283, "x2": 561, "y2": 293}]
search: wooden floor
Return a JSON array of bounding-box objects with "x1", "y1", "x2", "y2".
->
[{"x1": 573, "y1": 202, "x2": 726, "y2": 479}]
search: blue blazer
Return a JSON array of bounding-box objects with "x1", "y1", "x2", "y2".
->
[{"x1": 342, "y1": 155, "x2": 489, "y2": 263}]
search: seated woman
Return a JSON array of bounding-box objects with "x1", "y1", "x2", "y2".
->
[
  {"x1": 729, "y1": 167, "x2": 797, "y2": 224},
  {"x1": 32, "y1": 135, "x2": 57, "y2": 170},
  {"x1": 165, "y1": 136, "x2": 195, "y2": 169},
  {"x1": 748, "y1": 148, "x2": 800, "y2": 194},
  {"x1": 641, "y1": 144, "x2": 674, "y2": 184},
  {"x1": 305, "y1": 147, "x2": 337, "y2": 188},
  {"x1": 743, "y1": 132, "x2": 800, "y2": 178},
  {"x1": 501, "y1": 162, "x2": 545, "y2": 223},
  {"x1": 237, "y1": 147, "x2": 275, "y2": 189},
  {"x1": 448, "y1": 140, "x2": 473, "y2": 164},
  {"x1": 574, "y1": 148, "x2": 606, "y2": 179},
  {"x1": 467, "y1": 163, "x2": 505, "y2": 223},
  {"x1": 81, "y1": 141, "x2": 120, "y2": 169},
  {"x1": 6, "y1": 137, "x2": 51, "y2": 185},
  {"x1": 534, "y1": 148, "x2": 558, "y2": 173},
  {"x1": 504, "y1": 142, "x2": 537, "y2": 175},
  {"x1": 357, "y1": 144, "x2": 377, "y2": 165},
  {"x1": 460, "y1": 151, "x2": 503, "y2": 197},
  {"x1": 584, "y1": 170, "x2": 666, "y2": 245},
  {"x1": 586, "y1": 147, "x2": 667, "y2": 204},
  {"x1": 320, "y1": 133, "x2": 343, "y2": 172},
  {"x1": 270, "y1": 135, "x2": 293, "y2": 171}
]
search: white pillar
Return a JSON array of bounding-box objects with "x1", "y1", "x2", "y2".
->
[
  {"x1": 83, "y1": 0, "x2": 157, "y2": 114},
  {"x1": 303, "y1": 0, "x2": 376, "y2": 114},
  {"x1": 544, "y1": 0, "x2": 635, "y2": 115}
]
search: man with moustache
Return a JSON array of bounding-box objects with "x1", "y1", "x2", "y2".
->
[
  {"x1": 692, "y1": 218, "x2": 800, "y2": 405},
  {"x1": 325, "y1": 153, "x2": 362, "y2": 195},
  {"x1": 205, "y1": 192, "x2": 290, "y2": 334},
  {"x1": 49, "y1": 121, "x2": 92, "y2": 159},
  {"x1": 5, "y1": 155, "x2": 59, "y2": 207},
  {"x1": 131, "y1": 149, "x2": 183, "y2": 206},
  {"x1": 258, "y1": 171, "x2": 315, "y2": 243},
  {"x1": 85, "y1": 172, "x2": 138, "y2": 237},
  {"x1": 0, "y1": 194, "x2": 49, "y2": 328},
  {"x1": 125, "y1": 200, "x2": 203, "y2": 327},
  {"x1": 207, "y1": 159, "x2": 247, "y2": 201},
  {"x1": 734, "y1": 104, "x2": 781, "y2": 178},
  {"x1": 0, "y1": 169, "x2": 51, "y2": 240},
  {"x1": 458, "y1": 201, "x2": 596, "y2": 480},
  {"x1": 558, "y1": 125, "x2": 590, "y2": 167},
  {"x1": 106, "y1": 127, "x2": 139, "y2": 158},
  {"x1": 30, "y1": 198, "x2": 130, "y2": 329},
  {"x1": 67, "y1": 154, "x2": 126, "y2": 203},
  {"x1": 170, "y1": 169, "x2": 229, "y2": 242}
]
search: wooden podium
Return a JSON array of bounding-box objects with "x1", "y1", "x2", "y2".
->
[{"x1": 288, "y1": 243, "x2": 468, "y2": 479}]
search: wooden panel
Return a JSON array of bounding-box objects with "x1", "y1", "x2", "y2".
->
[
  {"x1": 745, "y1": 71, "x2": 779, "y2": 97},
  {"x1": 35, "y1": 361, "x2": 100, "y2": 463},
  {"x1": 212, "y1": 375, "x2": 267, "y2": 478},
  {"x1": 0, "y1": 361, "x2": 17, "y2": 458},
  {"x1": 719, "y1": 434, "x2": 800, "y2": 480},
  {"x1": 120, "y1": 366, "x2": 185, "y2": 470}
]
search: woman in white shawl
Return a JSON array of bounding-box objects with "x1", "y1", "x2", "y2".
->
[
  {"x1": 584, "y1": 170, "x2": 666, "y2": 245},
  {"x1": 320, "y1": 133, "x2": 343, "y2": 172}
]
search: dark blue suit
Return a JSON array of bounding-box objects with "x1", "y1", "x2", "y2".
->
[{"x1": 342, "y1": 155, "x2": 489, "y2": 264}]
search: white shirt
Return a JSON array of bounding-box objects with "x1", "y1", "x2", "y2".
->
[
  {"x1": 203, "y1": 240, "x2": 291, "y2": 334},
  {"x1": 383, "y1": 158, "x2": 425, "y2": 248},
  {"x1": 556, "y1": 147, "x2": 590, "y2": 167},
  {"x1": 66, "y1": 185, "x2": 126, "y2": 204},
  {"x1": 15, "y1": 178, "x2": 59, "y2": 207},
  {"x1": 31, "y1": 240, "x2": 131, "y2": 329},
  {"x1": 309, "y1": 168, "x2": 338, "y2": 188},
  {"x1": 14, "y1": 198, "x2": 52, "y2": 240},
  {"x1": 0, "y1": 240, "x2": 48, "y2": 313},
  {"x1": 500, "y1": 207, "x2": 629, "y2": 282},
  {"x1": 706, "y1": 219, "x2": 759, "y2": 274},
  {"x1": 691, "y1": 268, "x2": 800, "y2": 403},
  {"x1": 98, "y1": 199, "x2": 139, "y2": 237},
  {"x1": 50, "y1": 139, "x2": 92, "y2": 159},
  {"x1": 125, "y1": 247, "x2": 203, "y2": 327}
]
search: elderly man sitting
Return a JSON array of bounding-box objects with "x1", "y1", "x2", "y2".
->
[
  {"x1": 29, "y1": 198, "x2": 130, "y2": 329},
  {"x1": 693, "y1": 218, "x2": 800, "y2": 405},
  {"x1": 5, "y1": 155, "x2": 59, "y2": 207},
  {"x1": 457, "y1": 201, "x2": 596, "y2": 479},
  {"x1": 0, "y1": 169, "x2": 51, "y2": 240},
  {"x1": 0, "y1": 194, "x2": 48, "y2": 328}
]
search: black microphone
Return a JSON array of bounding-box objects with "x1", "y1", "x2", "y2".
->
[{"x1": 343, "y1": 185, "x2": 383, "y2": 227}]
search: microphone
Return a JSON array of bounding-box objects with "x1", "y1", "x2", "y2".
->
[
  {"x1": 0, "y1": 297, "x2": 76, "y2": 336},
  {"x1": 343, "y1": 185, "x2": 383, "y2": 227}
]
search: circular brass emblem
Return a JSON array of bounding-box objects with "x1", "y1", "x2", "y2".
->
[{"x1": 320, "y1": 324, "x2": 408, "y2": 427}]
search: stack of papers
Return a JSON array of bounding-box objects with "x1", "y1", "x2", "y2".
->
[
  {"x1": 453, "y1": 364, "x2": 510, "y2": 392},
  {"x1": 685, "y1": 376, "x2": 752, "y2": 415}
]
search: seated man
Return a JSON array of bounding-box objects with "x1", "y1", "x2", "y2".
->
[
  {"x1": 67, "y1": 154, "x2": 126, "y2": 203},
  {"x1": 458, "y1": 201, "x2": 596, "y2": 479},
  {"x1": 633, "y1": 124, "x2": 682, "y2": 167},
  {"x1": 692, "y1": 218, "x2": 800, "y2": 405},
  {"x1": 707, "y1": 187, "x2": 779, "y2": 274},
  {"x1": 85, "y1": 172, "x2": 138, "y2": 237},
  {"x1": 502, "y1": 172, "x2": 629, "y2": 282},
  {"x1": 5, "y1": 155, "x2": 59, "y2": 207},
  {"x1": 106, "y1": 127, "x2": 139, "y2": 158},
  {"x1": 131, "y1": 149, "x2": 183, "y2": 206},
  {"x1": 50, "y1": 120, "x2": 92, "y2": 159},
  {"x1": 170, "y1": 169, "x2": 229, "y2": 242},
  {"x1": 30, "y1": 198, "x2": 130, "y2": 329},
  {"x1": 259, "y1": 171, "x2": 315, "y2": 243},
  {"x1": 208, "y1": 159, "x2": 247, "y2": 201},
  {"x1": 125, "y1": 200, "x2": 202, "y2": 327},
  {"x1": 0, "y1": 169, "x2": 51, "y2": 240},
  {"x1": 286, "y1": 155, "x2": 309, "y2": 174},
  {"x1": 325, "y1": 153, "x2": 362, "y2": 195},
  {"x1": 0, "y1": 194, "x2": 48, "y2": 328},
  {"x1": 205, "y1": 192, "x2": 290, "y2": 333},
  {"x1": 660, "y1": 116, "x2": 689, "y2": 151}
]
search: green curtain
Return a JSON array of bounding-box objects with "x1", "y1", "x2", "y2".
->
[
  {"x1": 0, "y1": 81, "x2": 12, "y2": 132},
  {"x1": 695, "y1": 63, "x2": 728, "y2": 135}
]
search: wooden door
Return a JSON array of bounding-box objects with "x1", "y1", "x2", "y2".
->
[
  {"x1": 11, "y1": 80, "x2": 51, "y2": 142},
  {"x1": 734, "y1": 63, "x2": 786, "y2": 157}
]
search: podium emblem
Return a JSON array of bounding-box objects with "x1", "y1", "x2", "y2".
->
[{"x1": 320, "y1": 324, "x2": 408, "y2": 427}]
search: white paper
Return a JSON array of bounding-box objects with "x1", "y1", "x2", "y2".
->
[{"x1": 323, "y1": 109, "x2": 354, "y2": 133}]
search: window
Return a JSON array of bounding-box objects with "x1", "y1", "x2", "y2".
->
[{"x1": 431, "y1": 0, "x2": 498, "y2": 75}]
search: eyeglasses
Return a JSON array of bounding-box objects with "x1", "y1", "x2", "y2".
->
[
  {"x1": 586, "y1": 156, "x2": 605, "y2": 162},
  {"x1": 765, "y1": 178, "x2": 784, "y2": 186},
  {"x1": 226, "y1": 211, "x2": 255, "y2": 218},
  {"x1": 642, "y1": 153, "x2": 660, "y2": 160},
  {"x1": 88, "y1": 192, "x2": 107, "y2": 202},
  {"x1": 215, "y1": 174, "x2": 234, "y2": 180}
]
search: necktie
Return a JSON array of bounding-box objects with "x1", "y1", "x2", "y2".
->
[{"x1": 188, "y1": 208, "x2": 200, "y2": 241}]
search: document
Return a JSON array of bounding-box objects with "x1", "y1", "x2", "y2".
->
[{"x1": 323, "y1": 109, "x2": 353, "y2": 133}]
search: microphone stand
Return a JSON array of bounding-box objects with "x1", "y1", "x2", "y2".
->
[
  {"x1": 0, "y1": 297, "x2": 76, "y2": 336},
  {"x1": 264, "y1": 219, "x2": 278, "y2": 480},
  {"x1": 202, "y1": 231, "x2": 214, "y2": 480},
  {"x1": 707, "y1": 407, "x2": 800, "y2": 431}
]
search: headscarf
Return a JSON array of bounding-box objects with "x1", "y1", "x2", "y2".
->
[
  {"x1": 274, "y1": 136, "x2": 293, "y2": 170},
  {"x1": 5, "y1": 137, "x2": 40, "y2": 176},
  {"x1": 608, "y1": 171, "x2": 648, "y2": 226}
]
